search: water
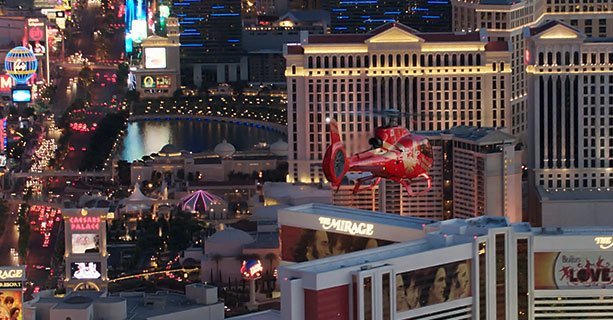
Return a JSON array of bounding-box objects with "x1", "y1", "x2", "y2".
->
[{"x1": 120, "y1": 120, "x2": 285, "y2": 161}]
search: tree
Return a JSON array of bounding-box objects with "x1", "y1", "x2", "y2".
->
[
  {"x1": 0, "y1": 199, "x2": 9, "y2": 235},
  {"x1": 212, "y1": 254, "x2": 223, "y2": 282},
  {"x1": 126, "y1": 90, "x2": 140, "y2": 103},
  {"x1": 116, "y1": 62, "x2": 130, "y2": 89},
  {"x1": 78, "y1": 64, "x2": 94, "y2": 101},
  {"x1": 264, "y1": 252, "x2": 277, "y2": 273}
]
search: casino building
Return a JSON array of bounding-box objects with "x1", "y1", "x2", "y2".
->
[
  {"x1": 133, "y1": 29, "x2": 181, "y2": 99},
  {"x1": 285, "y1": 22, "x2": 512, "y2": 185},
  {"x1": 525, "y1": 20, "x2": 613, "y2": 226},
  {"x1": 278, "y1": 203, "x2": 613, "y2": 320}
]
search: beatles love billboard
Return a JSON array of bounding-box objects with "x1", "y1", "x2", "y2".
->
[{"x1": 534, "y1": 252, "x2": 613, "y2": 289}]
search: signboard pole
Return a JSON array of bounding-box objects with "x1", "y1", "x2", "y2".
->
[
  {"x1": 45, "y1": 25, "x2": 50, "y2": 83},
  {"x1": 247, "y1": 279, "x2": 257, "y2": 311}
]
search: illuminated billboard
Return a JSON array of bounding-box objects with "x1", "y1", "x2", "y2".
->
[
  {"x1": 281, "y1": 225, "x2": 394, "y2": 262},
  {"x1": 395, "y1": 260, "x2": 471, "y2": 312},
  {"x1": 69, "y1": 216, "x2": 101, "y2": 231},
  {"x1": 141, "y1": 75, "x2": 171, "y2": 89},
  {"x1": 131, "y1": 19, "x2": 148, "y2": 44},
  {"x1": 0, "y1": 290, "x2": 22, "y2": 320},
  {"x1": 241, "y1": 260, "x2": 263, "y2": 280},
  {"x1": 71, "y1": 234, "x2": 100, "y2": 254},
  {"x1": 12, "y1": 88, "x2": 32, "y2": 103},
  {"x1": 27, "y1": 18, "x2": 47, "y2": 57},
  {"x1": 0, "y1": 75, "x2": 14, "y2": 94},
  {"x1": 144, "y1": 47, "x2": 167, "y2": 69},
  {"x1": 535, "y1": 252, "x2": 613, "y2": 289},
  {"x1": 71, "y1": 262, "x2": 102, "y2": 280},
  {"x1": 0, "y1": 267, "x2": 24, "y2": 320}
]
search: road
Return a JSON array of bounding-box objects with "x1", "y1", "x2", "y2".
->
[
  {"x1": 0, "y1": 214, "x2": 19, "y2": 266},
  {"x1": 52, "y1": 66, "x2": 119, "y2": 116},
  {"x1": 16, "y1": 0, "x2": 124, "y2": 292}
]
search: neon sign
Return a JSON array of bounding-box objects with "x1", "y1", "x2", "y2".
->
[
  {"x1": 141, "y1": 75, "x2": 171, "y2": 89},
  {"x1": 0, "y1": 281, "x2": 22, "y2": 288},
  {"x1": 318, "y1": 217, "x2": 374, "y2": 236},
  {"x1": 241, "y1": 260, "x2": 263, "y2": 280},
  {"x1": 0, "y1": 269, "x2": 23, "y2": 281},
  {"x1": 69, "y1": 216, "x2": 101, "y2": 231},
  {"x1": 0, "y1": 75, "x2": 14, "y2": 93},
  {"x1": 595, "y1": 237, "x2": 613, "y2": 250}
]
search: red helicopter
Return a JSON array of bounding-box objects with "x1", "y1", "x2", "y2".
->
[{"x1": 322, "y1": 116, "x2": 434, "y2": 196}]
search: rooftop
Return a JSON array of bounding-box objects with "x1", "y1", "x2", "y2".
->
[
  {"x1": 479, "y1": 0, "x2": 521, "y2": 5},
  {"x1": 282, "y1": 203, "x2": 435, "y2": 230},
  {"x1": 305, "y1": 22, "x2": 483, "y2": 45},
  {"x1": 417, "y1": 126, "x2": 516, "y2": 145},
  {"x1": 243, "y1": 231, "x2": 279, "y2": 249},
  {"x1": 536, "y1": 185, "x2": 613, "y2": 201},
  {"x1": 229, "y1": 310, "x2": 282, "y2": 320},
  {"x1": 123, "y1": 292, "x2": 211, "y2": 319}
]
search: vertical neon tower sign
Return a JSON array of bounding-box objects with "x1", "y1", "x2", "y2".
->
[{"x1": 125, "y1": 0, "x2": 148, "y2": 53}]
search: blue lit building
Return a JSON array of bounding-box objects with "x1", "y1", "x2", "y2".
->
[
  {"x1": 173, "y1": 0, "x2": 247, "y2": 86},
  {"x1": 329, "y1": 0, "x2": 451, "y2": 33},
  {"x1": 125, "y1": 0, "x2": 149, "y2": 53}
]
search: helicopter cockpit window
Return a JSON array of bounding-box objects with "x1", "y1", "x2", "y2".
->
[
  {"x1": 419, "y1": 141, "x2": 432, "y2": 158},
  {"x1": 369, "y1": 137, "x2": 383, "y2": 149}
]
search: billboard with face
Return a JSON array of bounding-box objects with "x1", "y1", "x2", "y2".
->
[
  {"x1": 0, "y1": 290, "x2": 22, "y2": 320},
  {"x1": 396, "y1": 260, "x2": 472, "y2": 312},
  {"x1": 71, "y1": 262, "x2": 102, "y2": 280},
  {"x1": 71, "y1": 234, "x2": 100, "y2": 254},
  {"x1": 281, "y1": 225, "x2": 395, "y2": 262},
  {"x1": 144, "y1": 47, "x2": 167, "y2": 69},
  {"x1": 534, "y1": 252, "x2": 613, "y2": 289}
]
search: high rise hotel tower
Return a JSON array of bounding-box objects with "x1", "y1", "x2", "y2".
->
[{"x1": 285, "y1": 23, "x2": 512, "y2": 184}]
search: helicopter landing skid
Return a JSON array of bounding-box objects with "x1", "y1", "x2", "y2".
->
[
  {"x1": 352, "y1": 175, "x2": 382, "y2": 194},
  {"x1": 398, "y1": 173, "x2": 432, "y2": 197}
]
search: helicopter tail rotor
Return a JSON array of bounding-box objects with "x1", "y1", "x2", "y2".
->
[{"x1": 323, "y1": 119, "x2": 348, "y2": 187}]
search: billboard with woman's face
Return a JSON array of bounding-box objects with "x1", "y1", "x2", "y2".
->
[
  {"x1": 396, "y1": 260, "x2": 472, "y2": 312},
  {"x1": 71, "y1": 234, "x2": 100, "y2": 254},
  {"x1": 281, "y1": 225, "x2": 395, "y2": 262},
  {"x1": 0, "y1": 290, "x2": 22, "y2": 320}
]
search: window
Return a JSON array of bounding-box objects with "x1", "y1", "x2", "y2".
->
[
  {"x1": 496, "y1": 234, "x2": 506, "y2": 319},
  {"x1": 364, "y1": 276, "x2": 373, "y2": 320}
]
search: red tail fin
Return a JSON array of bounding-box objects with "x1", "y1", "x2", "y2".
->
[{"x1": 322, "y1": 119, "x2": 348, "y2": 187}]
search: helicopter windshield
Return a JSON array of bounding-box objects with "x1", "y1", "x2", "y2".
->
[{"x1": 419, "y1": 140, "x2": 432, "y2": 159}]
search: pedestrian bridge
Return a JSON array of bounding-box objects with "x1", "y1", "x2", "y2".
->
[{"x1": 11, "y1": 170, "x2": 112, "y2": 179}]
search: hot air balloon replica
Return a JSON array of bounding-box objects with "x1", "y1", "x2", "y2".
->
[
  {"x1": 4, "y1": 46, "x2": 38, "y2": 103},
  {"x1": 4, "y1": 46, "x2": 38, "y2": 84}
]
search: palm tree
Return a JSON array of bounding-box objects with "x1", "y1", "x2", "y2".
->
[
  {"x1": 212, "y1": 254, "x2": 223, "y2": 282},
  {"x1": 264, "y1": 252, "x2": 277, "y2": 274}
]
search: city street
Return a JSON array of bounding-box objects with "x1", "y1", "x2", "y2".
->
[{"x1": 0, "y1": 214, "x2": 19, "y2": 266}]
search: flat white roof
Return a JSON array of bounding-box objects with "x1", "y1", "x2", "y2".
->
[
  {"x1": 282, "y1": 203, "x2": 435, "y2": 229},
  {"x1": 229, "y1": 310, "x2": 281, "y2": 320}
]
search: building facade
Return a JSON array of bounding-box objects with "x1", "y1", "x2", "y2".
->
[
  {"x1": 284, "y1": 22, "x2": 511, "y2": 186},
  {"x1": 328, "y1": 0, "x2": 452, "y2": 34},
  {"x1": 451, "y1": 0, "x2": 613, "y2": 139},
  {"x1": 279, "y1": 203, "x2": 613, "y2": 320},
  {"x1": 525, "y1": 21, "x2": 613, "y2": 226},
  {"x1": 173, "y1": 0, "x2": 247, "y2": 86}
]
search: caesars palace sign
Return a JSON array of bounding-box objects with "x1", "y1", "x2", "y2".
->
[{"x1": 319, "y1": 217, "x2": 375, "y2": 236}]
